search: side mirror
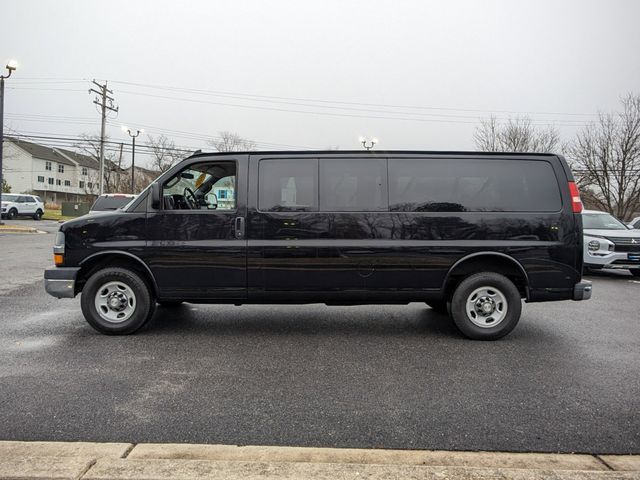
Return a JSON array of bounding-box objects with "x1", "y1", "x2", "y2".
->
[
  {"x1": 208, "y1": 193, "x2": 218, "y2": 210},
  {"x1": 151, "y1": 183, "x2": 161, "y2": 209}
]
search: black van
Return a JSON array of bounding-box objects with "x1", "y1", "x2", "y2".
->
[{"x1": 44, "y1": 151, "x2": 591, "y2": 340}]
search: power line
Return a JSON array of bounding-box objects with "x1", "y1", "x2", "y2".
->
[
  {"x1": 110, "y1": 79, "x2": 598, "y2": 118},
  {"x1": 115, "y1": 88, "x2": 593, "y2": 127}
]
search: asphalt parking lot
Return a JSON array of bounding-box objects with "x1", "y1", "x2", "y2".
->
[{"x1": 0, "y1": 221, "x2": 639, "y2": 454}]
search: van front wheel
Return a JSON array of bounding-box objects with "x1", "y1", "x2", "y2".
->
[
  {"x1": 80, "y1": 267, "x2": 155, "y2": 335},
  {"x1": 450, "y1": 272, "x2": 522, "y2": 340}
]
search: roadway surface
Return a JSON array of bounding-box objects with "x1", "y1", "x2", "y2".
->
[{"x1": 1, "y1": 219, "x2": 639, "y2": 454}]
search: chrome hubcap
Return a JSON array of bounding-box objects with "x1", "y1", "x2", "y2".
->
[
  {"x1": 466, "y1": 286, "x2": 507, "y2": 328},
  {"x1": 94, "y1": 281, "x2": 136, "y2": 323}
]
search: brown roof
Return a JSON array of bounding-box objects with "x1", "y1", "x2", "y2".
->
[
  {"x1": 6, "y1": 137, "x2": 76, "y2": 166},
  {"x1": 6, "y1": 137, "x2": 101, "y2": 170},
  {"x1": 54, "y1": 147, "x2": 100, "y2": 169}
]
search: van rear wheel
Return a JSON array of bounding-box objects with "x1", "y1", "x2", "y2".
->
[
  {"x1": 80, "y1": 267, "x2": 155, "y2": 335},
  {"x1": 450, "y1": 272, "x2": 522, "y2": 340}
]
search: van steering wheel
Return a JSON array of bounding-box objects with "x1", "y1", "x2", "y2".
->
[{"x1": 184, "y1": 187, "x2": 198, "y2": 209}]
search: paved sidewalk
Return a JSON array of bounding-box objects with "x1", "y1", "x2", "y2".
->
[
  {"x1": 0, "y1": 441, "x2": 638, "y2": 479},
  {"x1": 0, "y1": 224, "x2": 43, "y2": 234}
]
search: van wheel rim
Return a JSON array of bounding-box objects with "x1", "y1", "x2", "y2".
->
[
  {"x1": 465, "y1": 286, "x2": 508, "y2": 328},
  {"x1": 94, "y1": 281, "x2": 136, "y2": 323}
]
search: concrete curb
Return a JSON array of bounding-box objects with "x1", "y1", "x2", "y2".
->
[
  {"x1": 0, "y1": 442, "x2": 638, "y2": 479},
  {"x1": 0, "y1": 225, "x2": 44, "y2": 234}
]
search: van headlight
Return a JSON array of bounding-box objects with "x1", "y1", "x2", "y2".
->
[{"x1": 587, "y1": 240, "x2": 600, "y2": 252}]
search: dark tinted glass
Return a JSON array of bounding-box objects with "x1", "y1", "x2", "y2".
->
[
  {"x1": 259, "y1": 159, "x2": 318, "y2": 211},
  {"x1": 91, "y1": 196, "x2": 134, "y2": 211},
  {"x1": 389, "y1": 158, "x2": 561, "y2": 212},
  {"x1": 319, "y1": 158, "x2": 387, "y2": 211}
]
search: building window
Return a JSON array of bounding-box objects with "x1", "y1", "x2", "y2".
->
[
  {"x1": 64, "y1": 180, "x2": 71, "y2": 187},
  {"x1": 82, "y1": 167, "x2": 88, "y2": 176},
  {"x1": 45, "y1": 161, "x2": 52, "y2": 171},
  {"x1": 58, "y1": 164, "x2": 64, "y2": 173},
  {"x1": 48, "y1": 178, "x2": 54, "y2": 185},
  {"x1": 56, "y1": 179, "x2": 61, "y2": 186},
  {"x1": 37, "y1": 176, "x2": 45, "y2": 183},
  {"x1": 87, "y1": 182, "x2": 93, "y2": 189},
  {"x1": 79, "y1": 181, "x2": 85, "y2": 189}
]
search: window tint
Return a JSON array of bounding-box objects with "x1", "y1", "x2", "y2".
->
[
  {"x1": 389, "y1": 158, "x2": 561, "y2": 212},
  {"x1": 319, "y1": 158, "x2": 387, "y2": 211},
  {"x1": 259, "y1": 159, "x2": 318, "y2": 212}
]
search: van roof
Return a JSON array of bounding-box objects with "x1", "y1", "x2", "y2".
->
[{"x1": 183, "y1": 150, "x2": 560, "y2": 161}]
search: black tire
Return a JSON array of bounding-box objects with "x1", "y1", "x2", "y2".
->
[
  {"x1": 7, "y1": 208, "x2": 18, "y2": 220},
  {"x1": 631, "y1": 269, "x2": 640, "y2": 277},
  {"x1": 157, "y1": 300, "x2": 183, "y2": 307},
  {"x1": 426, "y1": 301, "x2": 449, "y2": 315},
  {"x1": 450, "y1": 272, "x2": 522, "y2": 340},
  {"x1": 33, "y1": 209, "x2": 43, "y2": 221},
  {"x1": 80, "y1": 267, "x2": 156, "y2": 335}
]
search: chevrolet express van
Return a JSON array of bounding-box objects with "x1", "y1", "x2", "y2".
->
[{"x1": 44, "y1": 151, "x2": 592, "y2": 340}]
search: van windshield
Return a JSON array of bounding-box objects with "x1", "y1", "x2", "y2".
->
[{"x1": 583, "y1": 213, "x2": 628, "y2": 230}]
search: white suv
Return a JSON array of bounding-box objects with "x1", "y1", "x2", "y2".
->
[
  {"x1": 1, "y1": 194, "x2": 45, "y2": 220},
  {"x1": 583, "y1": 209, "x2": 640, "y2": 277}
]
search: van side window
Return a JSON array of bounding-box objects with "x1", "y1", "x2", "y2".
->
[
  {"x1": 319, "y1": 158, "x2": 387, "y2": 211},
  {"x1": 162, "y1": 161, "x2": 236, "y2": 211},
  {"x1": 259, "y1": 159, "x2": 318, "y2": 212},
  {"x1": 389, "y1": 159, "x2": 561, "y2": 212}
]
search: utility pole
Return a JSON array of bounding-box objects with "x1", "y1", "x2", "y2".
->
[
  {"x1": 89, "y1": 80, "x2": 118, "y2": 195},
  {"x1": 0, "y1": 60, "x2": 18, "y2": 225}
]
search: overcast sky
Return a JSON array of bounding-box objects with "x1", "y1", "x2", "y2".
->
[{"x1": 2, "y1": 0, "x2": 640, "y2": 166}]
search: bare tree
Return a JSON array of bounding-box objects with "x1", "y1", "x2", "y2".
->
[
  {"x1": 146, "y1": 134, "x2": 189, "y2": 173},
  {"x1": 566, "y1": 93, "x2": 640, "y2": 220},
  {"x1": 74, "y1": 133, "x2": 121, "y2": 193},
  {"x1": 207, "y1": 131, "x2": 257, "y2": 152},
  {"x1": 474, "y1": 115, "x2": 560, "y2": 153}
]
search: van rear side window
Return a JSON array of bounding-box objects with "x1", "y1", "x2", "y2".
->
[
  {"x1": 320, "y1": 158, "x2": 387, "y2": 211},
  {"x1": 388, "y1": 159, "x2": 562, "y2": 212},
  {"x1": 259, "y1": 158, "x2": 318, "y2": 212}
]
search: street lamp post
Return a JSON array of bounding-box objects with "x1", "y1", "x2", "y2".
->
[
  {"x1": 359, "y1": 136, "x2": 378, "y2": 151},
  {"x1": 121, "y1": 126, "x2": 143, "y2": 194},
  {"x1": 0, "y1": 59, "x2": 18, "y2": 225}
]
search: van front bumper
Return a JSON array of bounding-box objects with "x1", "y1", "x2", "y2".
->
[
  {"x1": 44, "y1": 267, "x2": 80, "y2": 298},
  {"x1": 573, "y1": 280, "x2": 592, "y2": 301}
]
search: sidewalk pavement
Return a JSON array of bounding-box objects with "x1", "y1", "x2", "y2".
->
[
  {"x1": 0, "y1": 442, "x2": 638, "y2": 479},
  {"x1": 0, "y1": 224, "x2": 43, "y2": 234}
]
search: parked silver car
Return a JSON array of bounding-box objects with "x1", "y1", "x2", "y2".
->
[{"x1": 583, "y1": 210, "x2": 640, "y2": 277}]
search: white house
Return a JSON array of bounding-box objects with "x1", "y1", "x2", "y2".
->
[{"x1": 2, "y1": 138, "x2": 101, "y2": 203}]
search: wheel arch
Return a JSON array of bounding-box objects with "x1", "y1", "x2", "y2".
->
[
  {"x1": 442, "y1": 252, "x2": 530, "y2": 301},
  {"x1": 76, "y1": 251, "x2": 158, "y2": 297}
]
